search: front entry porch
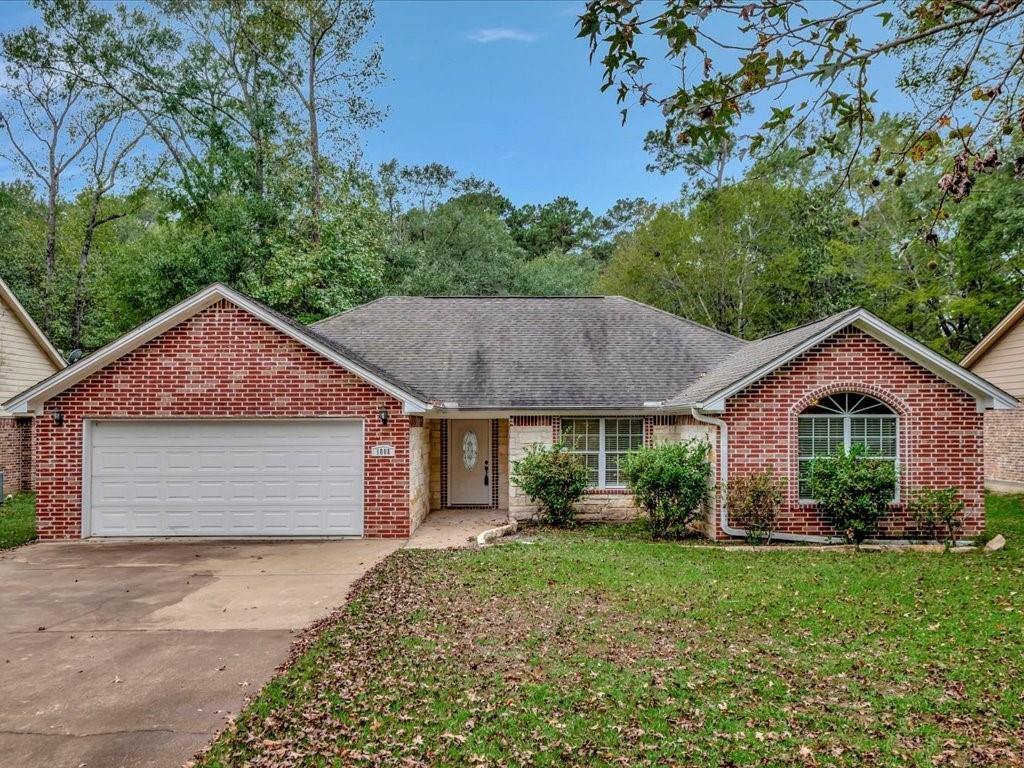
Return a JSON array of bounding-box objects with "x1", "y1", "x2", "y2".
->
[{"x1": 427, "y1": 418, "x2": 510, "y2": 513}]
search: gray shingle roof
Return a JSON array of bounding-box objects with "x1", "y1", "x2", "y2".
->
[
  {"x1": 311, "y1": 297, "x2": 746, "y2": 409},
  {"x1": 668, "y1": 308, "x2": 863, "y2": 406}
]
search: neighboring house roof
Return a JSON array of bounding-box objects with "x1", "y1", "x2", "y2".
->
[
  {"x1": 311, "y1": 296, "x2": 747, "y2": 409},
  {"x1": 0, "y1": 278, "x2": 66, "y2": 370},
  {"x1": 961, "y1": 298, "x2": 1024, "y2": 368},
  {"x1": 4, "y1": 284, "x2": 429, "y2": 415},
  {"x1": 666, "y1": 307, "x2": 1016, "y2": 412}
]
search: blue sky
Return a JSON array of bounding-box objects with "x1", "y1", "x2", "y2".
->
[
  {"x1": 0, "y1": 0, "x2": 682, "y2": 214},
  {"x1": 0, "y1": 1, "x2": 907, "y2": 214},
  {"x1": 364, "y1": 0, "x2": 680, "y2": 212}
]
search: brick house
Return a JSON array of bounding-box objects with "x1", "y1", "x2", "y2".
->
[
  {"x1": 963, "y1": 299, "x2": 1024, "y2": 492},
  {"x1": 0, "y1": 278, "x2": 65, "y2": 496},
  {"x1": 5, "y1": 284, "x2": 1014, "y2": 542}
]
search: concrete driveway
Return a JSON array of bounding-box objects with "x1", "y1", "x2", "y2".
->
[{"x1": 0, "y1": 538, "x2": 402, "y2": 768}]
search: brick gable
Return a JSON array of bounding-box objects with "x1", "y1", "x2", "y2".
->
[
  {"x1": 34, "y1": 300, "x2": 411, "y2": 540},
  {"x1": 721, "y1": 327, "x2": 984, "y2": 539}
]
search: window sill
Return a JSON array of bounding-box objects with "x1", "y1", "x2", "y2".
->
[
  {"x1": 798, "y1": 499, "x2": 903, "y2": 508},
  {"x1": 584, "y1": 487, "x2": 632, "y2": 495}
]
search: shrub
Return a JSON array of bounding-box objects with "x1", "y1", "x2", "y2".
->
[
  {"x1": 908, "y1": 487, "x2": 964, "y2": 547},
  {"x1": 728, "y1": 470, "x2": 784, "y2": 545},
  {"x1": 511, "y1": 444, "x2": 590, "y2": 527},
  {"x1": 621, "y1": 439, "x2": 712, "y2": 540},
  {"x1": 806, "y1": 443, "x2": 898, "y2": 544}
]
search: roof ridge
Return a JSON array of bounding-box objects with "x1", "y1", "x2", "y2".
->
[
  {"x1": 611, "y1": 296, "x2": 747, "y2": 344},
  {"x1": 309, "y1": 295, "x2": 395, "y2": 328},
  {"x1": 755, "y1": 306, "x2": 862, "y2": 341}
]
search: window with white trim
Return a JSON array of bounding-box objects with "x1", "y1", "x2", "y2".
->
[
  {"x1": 798, "y1": 393, "x2": 898, "y2": 500},
  {"x1": 561, "y1": 417, "x2": 644, "y2": 488}
]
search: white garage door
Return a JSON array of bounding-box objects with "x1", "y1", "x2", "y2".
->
[{"x1": 87, "y1": 420, "x2": 364, "y2": 537}]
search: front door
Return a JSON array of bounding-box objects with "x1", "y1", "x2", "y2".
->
[{"x1": 447, "y1": 419, "x2": 491, "y2": 506}]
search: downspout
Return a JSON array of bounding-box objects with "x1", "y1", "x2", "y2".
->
[{"x1": 689, "y1": 407, "x2": 840, "y2": 544}]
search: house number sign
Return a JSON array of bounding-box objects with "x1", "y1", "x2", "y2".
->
[{"x1": 371, "y1": 444, "x2": 396, "y2": 458}]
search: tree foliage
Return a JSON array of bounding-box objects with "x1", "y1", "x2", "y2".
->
[
  {"x1": 2, "y1": 0, "x2": 1024, "y2": 372},
  {"x1": 579, "y1": 0, "x2": 1024, "y2": 220}
]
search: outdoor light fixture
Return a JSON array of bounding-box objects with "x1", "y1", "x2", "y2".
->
[
  {"x1": 378, "y1": 406, "x2": 390, "y2": 426},
  {"x1": 51, "y1": 408, "x2": 64, "y2": 427}
]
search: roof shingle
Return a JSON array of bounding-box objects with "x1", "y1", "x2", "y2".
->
[{"x1": 311, "y1": 296, "x2": 746, "y2": 408}]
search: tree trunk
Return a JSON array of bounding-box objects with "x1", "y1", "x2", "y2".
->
[
  {"x1": 71, "y1": 189, "x2": 103, "y2": 351},
  {"x1": 43, "y1": 168, "x2": 59, "y2": 337},
  {"x1": 307, "y1": 18, "x2": 322, "y2": 245}
]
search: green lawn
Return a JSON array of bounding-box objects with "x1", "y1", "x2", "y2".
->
[
  {"x1": 0, "y1": 492, "x2": 36, "y2": 550},
  {"x1": 197, "y1": 496, "x2": 1022, "y2": 767}
]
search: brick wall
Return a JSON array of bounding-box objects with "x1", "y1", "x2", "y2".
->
[
  {"x1": 34, "y1": 300, "x2": 412, "y2": 540},
  {"x1": 720, "y1": 327, "x2": 985, "y2": 540},
  {"x1": 981, "y1": 405, "x2": 1024, "y2": 492},
  {"x1": 0, "y1": 416, "x2": 33, "y2": 495}
]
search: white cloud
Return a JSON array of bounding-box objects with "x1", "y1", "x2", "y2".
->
[{"x1": 468, "y1": 28, "x2": 537, "y2": 44}]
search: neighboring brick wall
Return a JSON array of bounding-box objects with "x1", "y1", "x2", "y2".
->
[
  {"x1": 0, "y1": 416, "x2": 33, "y2": 495},
  {"x1": 34, "y1": 300, "x2": 413, "y2": 540},
  {"x1": 720, "y1": 327, "x2": 985, "y2": 540},
  {"x1": 982, "y1": 406, "x2": 1024, "y2": 492}
]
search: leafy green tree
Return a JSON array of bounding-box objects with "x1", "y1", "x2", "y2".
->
[
  {"x1": 244, "y1": 173, "x2": 388, "y2": 322},
  {"x1": 580, "y1": 0, "x2": 1024, "y2": 215},
  {"x1": 506, "y1": 196, "x2": 600, "y2": 258},
  {"x1": 598, "y1": 180, "x2": 855, "y2": 338},
  {"x1": 391, "y1": 199, "x2": 523, "y2": 296},
  {"x1": 512, "y1": 250, "x2": 598, "y2": 296}
]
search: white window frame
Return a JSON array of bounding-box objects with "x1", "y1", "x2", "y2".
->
[
  {"x1": 798, "y1": 406, "x2": 899, "y2": 504},
  {"x1": 561, "y1": 417, "x2": 644, "y2": 489}
]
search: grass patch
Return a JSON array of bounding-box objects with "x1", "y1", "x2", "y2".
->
[
  {"x1": 197, "y1": 495, "x2": 1024, "y2": 767},
  {"x1": 0, "y1": 492, "x2": 36, "y2": 550}
]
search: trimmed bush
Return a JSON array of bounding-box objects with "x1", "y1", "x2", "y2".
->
[
  {"x1": 909, "y1": 487, "x2": 964, "y2": 547},
  {"x1": 511, "y1": 444, "x2": 590, "y2": 527},
  {"x1": 807, "y1": 443, "x2": 897, "y2": 544},
  {"x1": 621, "y1": 440, "x2": 712, "y2": 540},
  {"x1": 728, "y1": 470, "x2": 784, "y2": 544}
]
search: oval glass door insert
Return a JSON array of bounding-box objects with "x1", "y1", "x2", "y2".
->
[{"x1": 462, "y1": 431, "x2": 478, "y2": 469}]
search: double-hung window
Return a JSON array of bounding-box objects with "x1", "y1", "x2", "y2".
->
[
  {"x1": 797, "y1": 393, "x2": 898, "y2": 501},
  {"x1": 561, "y1": 418, "x2": 644, "y2": 488}
]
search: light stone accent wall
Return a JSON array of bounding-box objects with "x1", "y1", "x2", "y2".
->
[
  {"x1": 428, "y1": 419, "x2": 442, "y2": 511},
  {"x1": 576, "y1": 493, "x2": 639, "y2": 522},
  {"x1": 652, "y1": 420, "x2": 713, "y2": 446},
  {"x1": 409, "y1": 422, "x2": 430, "y2": 532},
  {"x1": 497, "y1": 418, "x2": 510, "y2": 511},
  {"x1": 508, "y1": 422, "x2": 553, "y2": 521}
]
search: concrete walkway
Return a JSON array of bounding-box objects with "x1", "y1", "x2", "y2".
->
[{"x1": 408, "y1": 508, "x2": 508, "y2": 549}]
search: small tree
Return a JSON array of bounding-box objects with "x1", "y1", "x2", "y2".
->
[
  {"x1": 807, "y1": 444, "x2": 897, "y2": 544},
  {"x1": 908, "y1": 487, "x2": 964, "y2": 548},
  {"x1": 728, "y1": 470, "x2": 784, "y2": 545},
  {"x1": 621, "y1": 439, "x2": 712, "y2": 540},
  {"x1": 511, "y1": 444, "x2": 590, "y2": 527}
]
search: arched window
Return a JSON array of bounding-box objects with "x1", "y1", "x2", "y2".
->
[{"x1": 798, "y1": 393, "x2": 898, "y2": 500}]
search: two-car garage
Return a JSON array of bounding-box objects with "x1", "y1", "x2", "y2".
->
[
  {"x1": 85, "y1": 420, "x2": 365, "y2": 537},
  {"x1": 6, "y1": 284, "x2": 422, "y2": 540}
]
